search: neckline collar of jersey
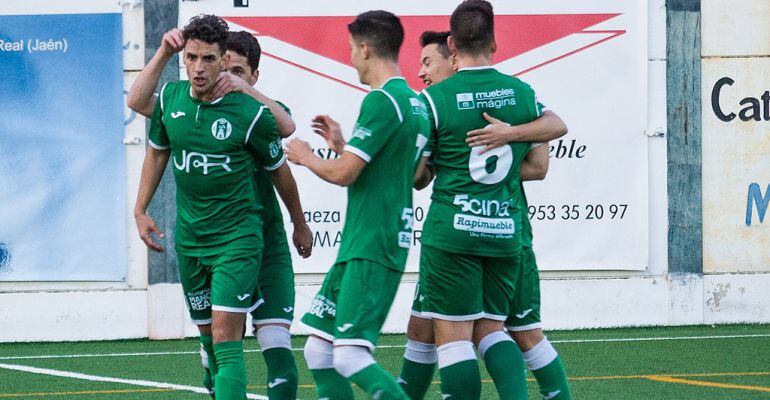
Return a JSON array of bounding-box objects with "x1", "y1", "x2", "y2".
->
[
  {"x1": 457, "y1": 66, "x2": 496, "y2": 72},
  {"x1": 379, "y1": 76, "x2": 406, "y2": 88},
  {"x1": 188, "y1": 86, "x2": 224, "y2": 105}
]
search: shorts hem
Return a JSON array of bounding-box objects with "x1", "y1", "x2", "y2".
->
[
  {"x1": 212, "y1": 298, "x2": 264, "y2": 314},
  {"x1": 252, "y1": 318, "x2": 293, "y2": 326},
  {"x1": 482, "y1": 313, "x2": 508, "y2": 321},
  {"x1": 334, "y1": 338, "x2": 375, "y2": 351},
  {"x1": 506, "y1": 322, "x2": 543, "y2": 332},
  {"x1": 420, "y1": 311, "x2": 484, "y2": 322},
  {"x1": 300, "y1": 322, "x2": 335, "y2": 342},
  {"x1": 410, "y1": 310, "x2": 433, "y2": 320},
  {"x1": 191, "y1": 318, "x2": 212, "y2": 325}
]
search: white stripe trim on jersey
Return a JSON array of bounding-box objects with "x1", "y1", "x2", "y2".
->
[
  {"x1": 420, "y1": 311, "x2": 484, "y2": 321},
  {"x1": 373, "y1": 89, "x2": 403, "y2": 123},
  {"x1": 421, "y1": 90, "x2": 439, "y2": 130},
  {"x1": 344, "y1": 144, "x2": 372, "y2": 163},
  {"x1": 506, "y1": 322, "x2": 544, "y2": 332},
  {"x1": 159, "y1": 82, "x2": 169, "y2": 112},
  {"x1": 299, "y1": 323, "x2": 335, "y2": 342},
  {"x1": 457, "y1": 66, "x2": 495, "y2": 72},
  {"x1": 191, "y1": 318, "x2": 212, "y2": 325},
  {"x1": 251, "y1": 318, "x2": 293, "y2": 326},
  {"x1": 245, "y1": 106, "x2": 266, "y2": 144},
  {"x1": 422, "y1": 150, "x2": 432, "y2": 157},
  {"x1": 147, "y1": 139, "x2": 169, "y2": 150},
  {"x1": 211, "y1": 298, "x2": 264, "y2": 314},
  {"x1": 482, "y1": 312, "x2": 509, "y2": 321},
  {"x1": 531, "y1": 142, "x2": 545, "y2": 149},
  {"x1": 263, "y1": 154, "x2": 287, "y2": 171},
  {"x1": 334, "y1": 338, "x2": 375, "y2": 351}
]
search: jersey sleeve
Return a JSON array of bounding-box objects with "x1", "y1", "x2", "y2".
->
[
  {"x1": 419, "y1": 91, "x2": 438, "y2": 158},
  {"x1": 344, "y1": 91, "x2": 400, "y2": 163},
  {"x1": 246, "y1": 105, "x2": 286, "y2": 171},
  {"x1": 275, "y1": 100, "x2": 292, "y2": 116},
  {"x1": 147, "y1": 83, "x2": 170, "y2": 150}
]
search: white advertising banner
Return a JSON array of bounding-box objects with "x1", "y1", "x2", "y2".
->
[{"x1": 178, "y1": 0, "x2": 649, "y2": 272}]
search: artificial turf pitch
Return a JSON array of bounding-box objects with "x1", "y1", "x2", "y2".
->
[{"x1": 1, "y1": 324, "x2": 769, "y2": 399}]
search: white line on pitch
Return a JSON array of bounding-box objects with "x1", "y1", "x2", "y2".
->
[
  {"x1": 0, "y1": 362, "x2": 269, "y2": 400},
  {"x1": 1, "y1": 333, "x2": 769, "y2": 361}
]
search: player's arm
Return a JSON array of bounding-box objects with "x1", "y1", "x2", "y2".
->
[
  {"x1": 268, "y1": 163, "x2": 313, "y2": 258},
  {"x1": 134, "y1": 146, "x2": 170, "y2": 252},
  {"x1": 127, "y1": 29, "x2": 183, "y2": 118},
  {"x1": 466, "y1": 110, "x2": 567, "y2": 153},
  {"x1": 414, "y1": 156, "x2": 435, "y2": 190},
  {"x1": 211, "y1": 72, "x2": 296, "y2": 137},
  {"x1": 520, "y1": 143, "x2": 549, "y2": 181},
  {"x1": 286, "y1": 141, "x2": 366, "y2": 187}
]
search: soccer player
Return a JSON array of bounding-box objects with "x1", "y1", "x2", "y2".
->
[
  {"x1": 284, "y1": 11, "x2": 428, "y2": 400},
  {"x1": 133, "y1": 15, "x2": 306, "y2": 400},
  {"x1": 399, "y1": 31, "x2": 571, "y2": 399},
  {"x1": 128, "y1": 28, "x2": 310, "y2": 399},
  {"x1": 412, "y1": 2, "x2": 569, "y2": 398}
]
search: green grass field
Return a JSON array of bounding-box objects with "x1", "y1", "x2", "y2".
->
[{"x1": 1, "y1": 324, "x2": 769, "y2": 399}]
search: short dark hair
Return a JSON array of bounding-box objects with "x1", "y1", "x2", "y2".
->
[
  {"x1": 419, "y1": 31, "x2": 451, "y2": 59},
  {"x1": 183, "y1": 14, "x2": 229, "y2": 54},
  {"x1": 227, "y1": 31, "x2": 261, "y2": 71},
  {"x1": 347, "y1": 10, "x2": 404, "y2": 61},
  {"x1": 450, "y1": 0, "x2": 494, "y2": 56}
]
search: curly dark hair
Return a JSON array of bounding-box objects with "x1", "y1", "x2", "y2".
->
[
  {"x1": 348, "y1": 10, "x2": 404, "y2": 61},
  {"x1": 227, "y1": 31, "x2": 261, "y2": 71},
  {"x1": 183, "y1": 14, "x2": 229, "y2": 54}
]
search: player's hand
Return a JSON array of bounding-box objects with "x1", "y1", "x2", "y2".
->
[
  {"x1": 311, "y1": 115, "x2": 345, "y2": 155},
  {"x1": 292, "y1": 221, "x2": 313, "y2": 258},
  {"x1": 285, "y1": 138, "x2": 313, "y2": 165},
  {"x1": 211, "y1": 72, "x2": 251, "y2": 100},
  {"x1": 135, "y1": 213, "x2": 165, "y2": 252},
  {"x1": 466, "y1": 112, "x2": 514, "y2": 154},
  {"x1": 159, "y1": 28, "x2": 184, "y2": 57}
]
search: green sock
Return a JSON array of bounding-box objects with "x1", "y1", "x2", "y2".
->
[
  {"x1": 213, "y1": 341, "x2": 246, "y2": 400},
  {"x1": 311, "y1": 368, "x2": 354, "y2": 400},
  {"x1": 398, "y1": 358, "x2": 436, "y2": 399},
  {"x1": 439, "y1": 360, "x2": 481, "y2": 399},
  {"x1": 262, "y1": 348, "x2": 298, "y2": 400},
  {"x1": 531, "y1": 357, "x2": 571, "y2": 400},
  {"x1": 349, "y1": 363, "x2": 410, "y2": 400},
  {"x1": 200, "y1": 334, "x2": 217, "y2": 396},
  {"x1": 482, "y1": 338, "x2": 527, "y2": 400}
]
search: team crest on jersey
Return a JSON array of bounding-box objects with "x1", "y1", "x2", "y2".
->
[
  {"x1": 456, "y1": 93, "x2": 475, "y2": 110},
  {"x1": 269, "y1": 138, "x2": 282, "y2": 158},
  {"x1": 211, "y1": 118, "x2": 232, "y2": 140},
  {"x1": 352, "y1": 125, "x2": 372, "y2": 140}
]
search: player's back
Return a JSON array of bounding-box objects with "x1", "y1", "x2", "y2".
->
[{"x1": 421, "y1": 67, "x2": 542, "y2": 257}]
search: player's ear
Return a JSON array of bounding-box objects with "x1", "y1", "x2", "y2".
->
[
  {"x1": 447, "y1": 35, "x2": 457, "y2": 54},
  {"x1": 490, "y1": 37, "x2": 497, "y2": 55},
  {"x1": 361, "y1": 42, "x2": 371, "y2": 60},
  {"x1": 251, "y1": 69, "x2": 259, "y2": 85}
]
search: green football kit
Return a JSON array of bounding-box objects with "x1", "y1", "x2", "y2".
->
[
  {"x1": 301, "y1": 77, "x2": 430, "y2": 348},
  {"x1": 148, "y1": 80, "x2": 285, "y2": 323},
  {"x1": 418, "y1": 66, "x2": 544, "y2": 321}
]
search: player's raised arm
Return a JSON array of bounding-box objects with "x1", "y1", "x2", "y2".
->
[
  {"x1": 466, "y1": 110, "x2": 567, "y2": 153},
  {"x1": 127, "y1": 28, "x2": 183, "y2": 118}
]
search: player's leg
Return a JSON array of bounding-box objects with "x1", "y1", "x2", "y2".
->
[
  {"x1": 421, "y1": 245, "x2": 483, "y2": 400},
  {"x1": 300, "y1": 263, "x2": 354, "y2": 400},
  {"x1": 398, "y1": 283, "x2": 437, "y2": 399},
  {"x1": 178, "y1": 252, "x2": 217, "y2": 398},
  {"x1": 475, "y1": 254, "x2": 527, "y2": 400},
  {"x1": 506, "y1": 248, "x2": 571, "y2": 400},
  {"x1": 208, "y1": 241, "x2": 262, "y2": 400},
  {"x1": 252, "y1": 249, "x2": 298, "y2": 399},
  {"x1": 333, "y1": 259, "x2": 409, "y2": 399}
]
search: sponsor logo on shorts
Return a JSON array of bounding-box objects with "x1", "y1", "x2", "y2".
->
[
  {"x1": 268, "y1": 378, "x2": 288, "y2": 388},
  {"x1": 236, "y1": 293, "x2": 251, "y2": 301},
  {"x1": 515, "y1": 309, "x2": 533, "y2": 319},
  {"x1": 307, "y1": 295, "x2": 336, "y2": 318},
  {"x1": 187, "y1": 289, "x2": 211, "y2": 311},
  {"x1": 457, "y1": 89, "x2": 517, "y2": 110},
  {"x1": 211, "y1": 118, "x2": 232, "y2": 140},
  {"x1": 337, "y1": 323, "x2": 354, "y2": 332},
  {"x1": 453, "y1": 214, "x2": 515, "y2": 235}
]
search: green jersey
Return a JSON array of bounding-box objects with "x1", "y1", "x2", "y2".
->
[
  {"x1": 421, "y1": 67, "x2": 544, "y2": 257},
  {"x1": 336, "y1": 77, "x2": 430, "y2": 271},
  {"x1": 148, "y1": 81, "x2": 285, "y2": 256}
]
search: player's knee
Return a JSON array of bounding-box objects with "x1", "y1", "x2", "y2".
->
[
  {"x1": 477, "y1": 330, "x2": 514, "y2": 359},
  {"x1": 510, "y1": 328, "x2": 545, "y2": 352},
  {"x1": 256, "y1": 325, "x2": 292, "y2": 351},
  {"x1": 332, "y1": 345, "x2": 375, "y2": 378},
  {"x1": 406, "y1": 316, "x2": 435, "y2": 344},
  {"x1": 471, "y1": 319, "x2": 504, "y2": 346},
  {"x1": 304, "y1": 335, "x2": 334, "y2": 370}
]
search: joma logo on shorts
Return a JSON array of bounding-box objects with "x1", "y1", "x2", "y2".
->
[{"x1": 173, "y1": 150, "x2": 232, "y2": 175}]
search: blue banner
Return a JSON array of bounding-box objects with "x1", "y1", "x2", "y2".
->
[{"x1": 0, "y1": 13, "x2": 126, "y2": 281}]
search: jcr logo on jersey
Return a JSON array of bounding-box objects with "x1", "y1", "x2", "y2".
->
[
  {"x1": 211, "y1": 118, "x2": 232, "y2": 140},
  {"x1": 453, "y1": 194, "x2": 511, "y2": 217},
  {"x1": 173, "y1": 149, "x2": 232, "y2": 175}
]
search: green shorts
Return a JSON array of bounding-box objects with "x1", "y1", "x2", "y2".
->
[
  {"x1": 251, "y1": 249, "x2": 295, "y2": 326},
  {"x1": 410, "y1": 281, "x2": 430, "y2": 320},
  {"x1": 505, "y1": 246, "x2": 542, "y2": 331},
  {"x1": 177, "y1": 236, "x2": 263, "y2": 325},
  {"x1": 300, "y1": 259, "x2": 402, "y2": 350},
  {"x1": 419, "y1": 244, "x2": 520, "y2": 321}
]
